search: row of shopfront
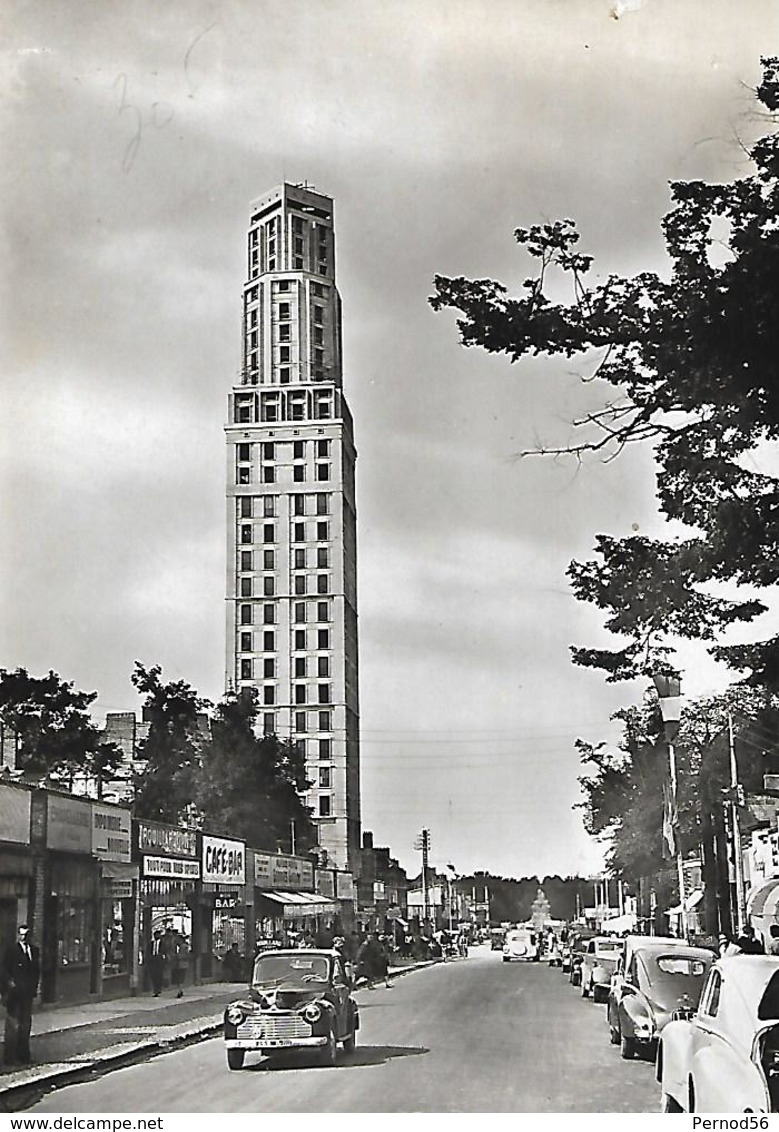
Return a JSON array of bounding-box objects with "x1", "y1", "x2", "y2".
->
[{"x1": 0, "y1": 782, "x2": 357, "y2": 1004}]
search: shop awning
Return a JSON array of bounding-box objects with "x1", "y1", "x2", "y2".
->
[
  {"x1": 685, "y1": 889, "x2": 705, "y2": 911},
  {"x1": 100, "y1": 862, "x2": 139, "y2": 880},
  {"x1": 257, "y1": 890, "x2": 337, "y2": 917},
  {"x1": 747, "y1": 877, "x2": 779, "y2": 921}
]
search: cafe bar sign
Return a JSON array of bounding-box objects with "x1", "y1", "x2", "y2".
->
[{"x1": 202, "y1": 834, "x2": 246, "y2": 886}]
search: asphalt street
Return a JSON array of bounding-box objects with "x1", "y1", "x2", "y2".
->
[{"x1": 28, "y1": 945, "x2": 660, "y2": 1112}]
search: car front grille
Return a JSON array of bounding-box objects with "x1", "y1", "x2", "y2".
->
[{"x1": 236, "y1": 1013, "x2": 312, "y2": 1041}]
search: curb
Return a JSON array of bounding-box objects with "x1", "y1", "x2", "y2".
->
[{"x1": 0, "y1": 1018, "x2": 224, "y2": 1110}]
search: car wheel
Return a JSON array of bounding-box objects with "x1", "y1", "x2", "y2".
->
[
  {"x1": 661, "y1": 1093, "x2": 683, "y2": 1113},
  {"x1": 320, "y1": 1027, "x2": 337, "y2": 1067},
  {"x1": 227, "y1": 1048, "x2": 245, "y2": 1070},
  {"x1": 620, "y1": 1033, "x2": 636, "y2": 1060},
  {"x1": 502, "y1": 956, "x2": 509, "y2": 963},
  {"x1": 343, "y1": 1030, "x2": 357, "y2": 1055}
]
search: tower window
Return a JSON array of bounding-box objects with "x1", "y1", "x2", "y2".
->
[
  {"x1": 263, "y1": 549, "x2": 274, "y2": 569},
  {"x1": 318, "y1": 629, "x2": 330, "y2": 649},
  {"x1": 294, "y1": 658, "x2": 307, "y2": 678},
  {"x1": 263, "y1": 658, "x2": 275, "y2": 678},
  {"x1": 317, "y1": 602, "x2": 329, "y2": 622},
  {"x1": 294, "y1": 685, "x2": 307, "y2": 705},
  {"x1": 240, "y1": 497, "x2": 252, "y2": 518},
  {"x1": 294, "y1": 548, "x2": 307, "y2": 569},
  {"x1": 262, "y1": 443, "x2": 275, "y2": 460},
  {"x1": 294, "y1": 441, "x2": 305, "y2": 459},
  {"x1": 293, "y1": 496, "x2": 305, "y2": 516},
  {"x1": 294, "y1": 629, "x2": 306, "y2": 650},
  {"x1": 295, "y1": 712, "x2": 307, "y2": 733},
  {"x1": 240, "y1": 551, "x2": 252, "y2": 571},
  {"x1": 263, "y1": 713, "x2": 275, "y2": 735},
  {"x1": 317, "y1": 656, "x2": 330, "y2": 678},
  {"x1": 294, "y1": 602, "x2": 306, "y2": 623},
  {"x1": 241, "y1": 659, "x2": 253, "y2": 680},
  {"x1": 263, "y1": 630, "x2": 275, "y2": 650},
  {"x1": 240, "y1": 578, "x2": 252, "y2": 597},
  {"x1": 293, "y1": 522, "x2": 305, "y2": 542},
  {"x1": 294, "y1": 576, "x2": 307, "y2": 596},
  {"x1": 240, "y1": 632, "x2": 252, "y2": 651},
  {"x1": 315, "y1": 463, "x2": 330, "y2": 481},
  {"x1": 317, "y1": 547, "x2": 329, "y2": 568},
  {"x1": 316, "y1": 575, "x2": 329, "y2": 595},
  {"x1": 319, "y1": 767, "x2": 331, "y2": 789},
  {"x1": 319, "y1": 796, "x2": 332, "y2": 818},
  {"x1": 279, "y1": 367, "x2": 290, "y2": 384},
  {"x1": 318, "y1": 684, "x2": 331, "y2": 705},
  {"x1": 263, "y1": 577, "x2": 275, "y2": 596},
  {"x1": 318, "y1": 711, "x2": 332, "y2": 731},
  {"x1": 262, "y1": 466, "x2": 275, "y2": 483},
  {"x1": 263, "y1": 523, "x2": 275, "y2": 543},
  {"x1": 240, "y1": 605, "x2": 252, "y2": 625},
  {"x1": 293, "y1": 465, "x2": 305, "y2": 482},
  {"x1": 319, "y1": 738, "x2": 332, "y2": 759},
  {"x1": 263, "y1": 605, "x2": 276, "y2": 625},
  {"x1": 263, "y1": 686, "x2": 276, "y2": 705},
  {"x1": 240, "y1": 525, "x2": 253, "y2": 545},
  {"x1": 237, "y1": 467, "x2": 251, "y2": 484},
  {"x1": 279, "y1": 302, "x2": 291, "y2": 319},
  {"x1": 263, "y1": 497, "x2": 276, "y2": 517},
  {"x1": 317, "y1": 522, "x2": 329, "y2": 540}
]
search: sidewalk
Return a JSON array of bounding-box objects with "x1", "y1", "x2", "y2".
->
[{"x1": 0, "y1": 960, "x2": 437, "y2": 1109}]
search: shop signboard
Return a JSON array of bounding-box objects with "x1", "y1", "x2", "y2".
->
[
  {"x1": 316, "y1": 868, "x2": 335, "y2": 899},
  {"x1": 253, "y1": 851, "x2": 314, "y2": 891},
  {"x1": 335, "y1": 871, "x2": 355, "y2": 901},
  {"x1": 91, "y1": 803, "x2": 131, "y2": 862},
  {"x1": 135, "y1": 820, "x2": 197, "y2": 859},
  {"x1": 0, "y1": 785, "x2": 31, "y2": 846},
  {"x1": 46, "y1": 793, "x2": 92, "y2": 854},
  {"x1": 215, "y1": 895, "x2": 240, "y2": 910},
  {"x1": 202, "y1": 835, "x2": 245, "y2": 886},
  {"x1": 143, "y1": 856, "x2": 201, "y2": 880}
]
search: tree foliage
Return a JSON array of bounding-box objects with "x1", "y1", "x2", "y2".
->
[
  {"x1": 430, "y1": 58, "x2": 779, "y2": 685},
  {"x1": 131, "y1": 662, "x2": 208, "y2": 824},
  {"x1": 0, "y1": 667, "x2": 121, "y2": 789},
  {"x1": 196, "y1": 688, "x2": 316, "y2": 853}
]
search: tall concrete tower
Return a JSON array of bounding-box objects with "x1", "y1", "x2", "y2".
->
[{"x1": 225, "y1": 183, "x2": 361, "y2": 873}]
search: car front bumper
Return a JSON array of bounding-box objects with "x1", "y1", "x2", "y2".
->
[{"x1": 225, "y1": 1035, "x2": 328, "y2": 1050}]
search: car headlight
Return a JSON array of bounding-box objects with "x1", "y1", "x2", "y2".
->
[
  {"x1": 303, "y1": 1002, "x2": 322, "y2": 1022},
  {"x1": 226, "y1": 1005, "x2": 246, "y2": 1025}
]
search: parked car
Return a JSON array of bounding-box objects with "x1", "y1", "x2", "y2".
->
[
  {"x1": 503, "y1": 927, "x2": 538, "y2": 962},
  {"x1": 569, "y1": 929, "x2": 597, "y2": 986},
  {"x1": 657, "y1": 955, "x2": 779, "y2": 1113},
  {"x1": 490, "y1": 929, "x2": 506, "y2": 951},
  {"x1": 607, "y1": 937, "x2": 714, "y2": 1061},
  {"x1": 223, "y1": 949, "x2": 359, "y2": 1069},
  {"x1": 580, "y1": 936, "x2": 623, "y2": 1001}
]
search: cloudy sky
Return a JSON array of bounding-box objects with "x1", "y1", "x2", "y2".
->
[{"x1": 1, "y1": 0, "x2": 775, "y2": 881}]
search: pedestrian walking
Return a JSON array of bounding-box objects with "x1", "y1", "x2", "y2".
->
[{"x1": 1, "y1": 924, "x2": 40, "y2": 1066}]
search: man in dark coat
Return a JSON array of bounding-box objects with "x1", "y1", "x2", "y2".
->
[
  {"x1": 147, "y1": 929, "x2": 166, "y2": 996},
  {"x1": 2, "y1": 924, "x2": 40, "y2": 1065}
]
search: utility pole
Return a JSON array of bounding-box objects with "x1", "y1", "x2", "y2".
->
[
  {"x1": 414, "y1": 829, "x2": 431, "y2": 929},
  {"x1": 654, "y1": 674, "x2": 688, "y2": 940},
  {"x1": 728, "y1": 712, "x2": 747, "y2": 936}
]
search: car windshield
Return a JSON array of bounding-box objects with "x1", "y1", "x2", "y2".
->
[
  {"x1": 644, "y1": 953, "x2": 712, "y2": 999},
  {"x1": 253, "y1": 954, "x2": 330, "y2": 985},
  {"x1": 594, "y1": 940, "x2": 622, "y2": 954}
]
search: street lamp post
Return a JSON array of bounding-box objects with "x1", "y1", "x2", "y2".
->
[{"x1": 653, "y1": 673, "x2": 688, "y2": 941}]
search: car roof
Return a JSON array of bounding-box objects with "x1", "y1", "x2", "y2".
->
[
  {"x1": 702, "y1": 956, "x2": 779, "y2": 1048},
  {"x1": 254, "y1": 948, "x2": 337, "y2": 958}
]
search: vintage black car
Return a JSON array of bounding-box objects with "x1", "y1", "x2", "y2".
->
[{"x1": 223, "y1": 949, "x2": 359, "y2": 1069}]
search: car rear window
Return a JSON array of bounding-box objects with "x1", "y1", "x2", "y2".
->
[
  {"x1": 758, "y1": 971, "x2": 779, "y2": 1020},
  {"x1": 656, "y1": 956, "x2": 708, "y2": 977}
]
